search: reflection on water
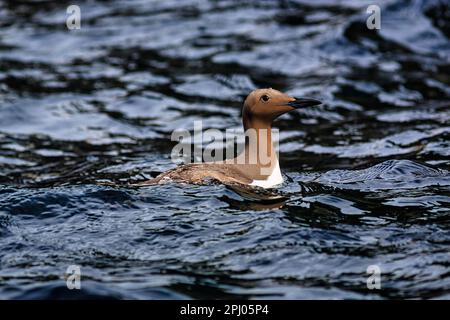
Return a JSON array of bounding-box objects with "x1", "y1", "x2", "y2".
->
[{"x1": 0, "y1": 0, "x2": 449, "y2": 299}]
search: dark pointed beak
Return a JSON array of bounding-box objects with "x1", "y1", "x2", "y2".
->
[{"x1": 287, "y1": 97, "x2": 321, "y2": 109}]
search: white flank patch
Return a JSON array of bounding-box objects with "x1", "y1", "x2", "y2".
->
[{"x1": 250, "y1": 161, "x2": 283, "y2": 189}]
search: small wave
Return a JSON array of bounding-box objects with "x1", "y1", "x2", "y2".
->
[{"x1": 316, "y1": 160, "x2": 450, "y2": 190}]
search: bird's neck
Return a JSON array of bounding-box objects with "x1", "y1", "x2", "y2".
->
[{"x1": 238, "y1": 114, "x2": 278, "y2": 177}]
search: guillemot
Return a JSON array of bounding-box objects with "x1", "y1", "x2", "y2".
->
[{"x1": 146, "y1": 88, "x2": 321, "y2": 188}]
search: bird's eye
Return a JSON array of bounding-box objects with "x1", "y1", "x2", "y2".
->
[{"x1": 261, "y1": 95, "x2": 270, "y2": 102}]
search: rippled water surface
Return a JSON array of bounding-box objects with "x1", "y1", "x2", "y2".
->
[{"x1": 0, "y1": 0, "x2": 449, "y2": 299}]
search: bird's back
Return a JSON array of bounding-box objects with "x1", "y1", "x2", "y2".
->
[{"x1": 146, "y1": 163, "x2": 253, "y2": 185}]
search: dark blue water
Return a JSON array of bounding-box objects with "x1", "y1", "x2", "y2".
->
[{"x1": 0, "y1": 0, "x2": 449, "y2": 299}]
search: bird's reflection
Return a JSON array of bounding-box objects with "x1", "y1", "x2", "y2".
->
[{"x1": 220, "y1": 184, "x2": 288, "y2": 210}]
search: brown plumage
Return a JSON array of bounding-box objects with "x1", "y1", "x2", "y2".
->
[{"x1": 145, "y1": 88, "x2": 321, "y2": 188}]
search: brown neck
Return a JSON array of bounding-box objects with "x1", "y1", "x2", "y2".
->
[{"x1": 237, "y1": 112, "x2": 277, "y2": 175}]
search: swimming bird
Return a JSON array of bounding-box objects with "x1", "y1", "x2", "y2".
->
[{"x1": 146, "y1": 88, "x2": 321, "y2": 188}]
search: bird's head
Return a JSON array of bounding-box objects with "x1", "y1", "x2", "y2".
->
[{"x1": 242, "y1": 88, "x2": 321, "y2": 129}]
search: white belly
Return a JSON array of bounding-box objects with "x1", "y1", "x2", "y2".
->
[{"x1": 249, "y1": 161, "x2": 283, "y2": 188}]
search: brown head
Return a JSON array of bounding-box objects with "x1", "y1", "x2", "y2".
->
[{"x1": 242, "y1": 88, "x2": 321, "y2": 130}]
